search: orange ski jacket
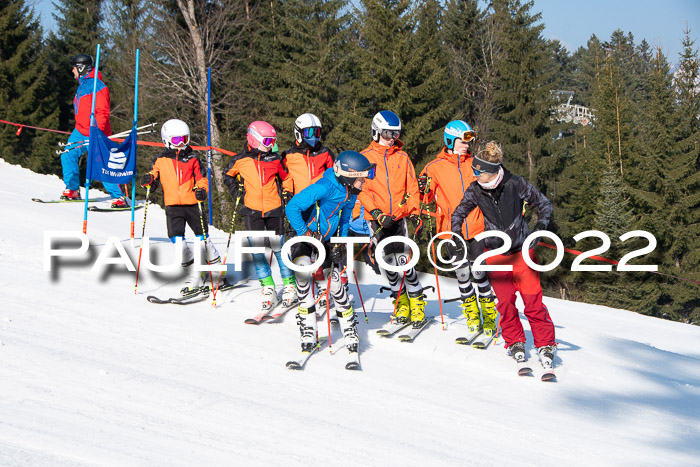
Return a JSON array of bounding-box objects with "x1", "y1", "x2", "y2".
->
[
  {"x1": 359, "y1": 140, "x2": 419, "y2": 221},
  {"x1": 149, "y1": 147, "x2": 208, "y2": 206},
  {"x1": 223, "y1": 146, "x2": 289, "y2": 217},
  {"x1": 420, "y1": 148, "x2": 484, "y2": 240},
  {"x1": 281, "y1": 142, "x2": 335, "y2": 195}
]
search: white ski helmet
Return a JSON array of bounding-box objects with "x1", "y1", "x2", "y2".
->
[
  {"x1": 371, "y1": 110, "x2": 401, "y2": 142},
  {"x1": 294, "y1": 113, "x2": 322, "y2": 146},
  {"x1": 161, "y1": 119, "x2": 191, "y2": 149}
]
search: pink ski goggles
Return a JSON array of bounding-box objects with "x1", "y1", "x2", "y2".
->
[{"x1": 170, "y1": 135, "x2": 189, "y2": 146}]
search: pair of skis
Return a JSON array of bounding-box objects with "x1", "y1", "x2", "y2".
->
[
  {"x1": 515, "y1": 354, "x2": 556, "y2": 382},
  {"x1": 146, "y1": 281, "x2": 245, "y2": 305},
  {"x1": 32, "y1": 197, "x2": 145, "y2": 212},
  {"x1": 286, "y1": 338, "x2": 360, "y2": 371},
  {"x1": 244, "y1": 300, "x2": 298, "y2": 324},
  {"x1": 455, "y1": 329, "x2": 496, "y2": 349},
  {"x1": 376, "y1": 317, "x2": 434, "y2": 342}
]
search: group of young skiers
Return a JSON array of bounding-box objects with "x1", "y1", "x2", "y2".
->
[{"x1": 136, "y1": 108, "x2": 557, "y2": 375}]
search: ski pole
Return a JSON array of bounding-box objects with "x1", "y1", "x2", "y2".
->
[
  {"x1": 134, "y1": 186, "x2": 150, "y2": 294},
  {"x1": 197, "y1": 199, "x2": 215, "y2": 293},
  {"x1": 419, "y1": 180, "x2": 445, "y2": 330},
  {"x1": 212, "y1": 190, "x2": 242, "y2": 307},
  {"x1": 352, "y1": 270, "x2": 369, "y2": 323}
]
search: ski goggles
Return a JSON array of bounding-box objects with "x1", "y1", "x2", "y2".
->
[
  {"x1": 302, "y1": 127, "x2": 321, "y2": 138},
  {"x1": 170, "y1": 135, "x2": 189, "y2": 146},
  {"x1": 457, "y1": 131, "x2": 476, "y2": 143},
  {"x1": 472, "y1": 156, "x2": 501, "y2": 176},
  {"x1": 380, "y1": 129, "x2": 400, "y2": 140},
  {"x1": 248, "y1": 127, "x2": 276, "y2": 147}
]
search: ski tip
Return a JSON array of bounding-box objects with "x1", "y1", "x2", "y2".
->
[
  {"x1": 541, "y1": 372, "x2": 557, "y2": 382},
  {"x1": 518, "y1": 367, "x2": 534, "y2": 376},
  {"x1": 244, "y1": 319, "x2": 262, "y2": 325},
  {"x1": 345, "y1": 362, "x2": 361, "y2": 370},
  {"x1": 286, "y1": 361, "x2": 302, "y2": 370}
]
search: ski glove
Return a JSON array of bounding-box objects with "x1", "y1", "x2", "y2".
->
[
  {"x1": 447, "y1": 235, "x2": 466, "y2": 260},
  {"x1": 371, "y1": 209, "x2": 395, "y2": 229},
  {"x1": 330, "y1": 244, "x2": 345, "y2": 264},
  {"x1": 141, "y1": 173, "x2": 154, "y2": 187},
  {"x1": 194, "y1": 188, "x2": 207, "y2": 201},
  {"x1": 418, "y1": 174, "x2": 430, "y2": 194}
]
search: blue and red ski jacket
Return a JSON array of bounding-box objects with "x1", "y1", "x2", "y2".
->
[{"x1": 74, "y1": 69, "x2": 112, "y2": 137}]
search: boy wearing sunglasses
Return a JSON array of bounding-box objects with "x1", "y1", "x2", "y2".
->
[
  {"x1": 358, "y1": 110, "x2": 426, "y2": 328},
  {"x1": 451, "y1": 142, "x2": 556, "y2": 368},
  {"x1": 141, "y1": 119, "x2": 222, "y2": 296},
  {"x1": 223, "y1": 121, "x2": 297, "y2": 312},
  {"x1": 418, "y1": 120, "x2": 496, "y2": 339}
]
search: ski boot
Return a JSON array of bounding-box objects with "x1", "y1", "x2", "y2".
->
[
  {"x1": 61, "y1": 189, "x2": 81, "y2": 200},
  {"x1": 111, "y1": 196, "x2": 129, "y2": 208},
  {"x1": 408, "y1": 293, "x2": 427, "y2": 328},
  {"x1": 537, "y1": 345, "x2": 556, "y2": 367},
  {"x1": 261, "y1": 285, "x2": 278, "y2": 311},
  {"x1": 337, "y1": 308, "x2": 359, "y2": 353},
  {"x1": 509, "y1": 342, "x2": 527, "y2": 363},
  {"x1": 316, "y1": 280, "x2": 329, "y2": 316},
  {"x1": 180, "y1": 271, "x2": 204, "y2": 297},
  {"x1": 480, "y1": 295, "x2": 497, "y2": 337},
  {"x1": 461, "y1": 294, "x2": 481, "y2": 333},
  {"x1": 392, "y1": 291, "x2": 410, "y2": 324},
  {"x1": 297, "y1": 305, "x2": 318, "y2": 352},
  {"x1": 282, "y1": 277, "x2": 298, "y2": 308}
]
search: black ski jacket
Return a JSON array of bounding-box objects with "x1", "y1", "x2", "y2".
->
[{"x1": 451, "y1": 168, "x2": 552, "y2": 256}]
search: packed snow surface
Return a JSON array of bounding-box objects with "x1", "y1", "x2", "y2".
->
[{"x1": 1, "y1": 159, "x2": 699, "y2": 466}]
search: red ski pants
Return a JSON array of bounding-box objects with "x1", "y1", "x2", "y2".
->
[{"x1": 485, "y1": 249, "x2": 555, "y2": 348}]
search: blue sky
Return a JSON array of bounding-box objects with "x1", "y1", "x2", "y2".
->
[
  {"x1": 31, "y1": 0, "x2": 698, "y2": 66},
  {"x1": 533, "y1": 0, "x2": 699, "y2": 66}
]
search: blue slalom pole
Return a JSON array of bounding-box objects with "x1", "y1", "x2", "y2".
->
[
  {"x1": 83, "y1": 43, "x2": 101, "y2": 234},
  {"x1": 207, "y1": 67, "x2": 213, "y2": 225},
  {"x1": 130, "y1": 50, "x2": 140, "y2": 239},
  {"x1": 130, "y1": 49, "x2": 140, "y2": 241}
]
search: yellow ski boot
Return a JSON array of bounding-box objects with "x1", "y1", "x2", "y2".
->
[
  {"x1": 461, "y1": 294, "x2": 481, "y2": 333},
  {"x1": 409, "y1": 294, "x2": 427, "y2": 326},
  {"x1": 392, "y1": 292, "x2": 410, "y2": 324},
  {"x1": 480, "y1": 295, "x2": 498, "y2": 337}
]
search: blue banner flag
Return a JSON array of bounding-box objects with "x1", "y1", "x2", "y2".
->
[{"x1": 88, "y1": 126, "x2": 137, "y2": 183}]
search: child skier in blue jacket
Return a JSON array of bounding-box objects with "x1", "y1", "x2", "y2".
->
[{"x1": 285, "y1": 151, "x2": 376, "y2": 357}]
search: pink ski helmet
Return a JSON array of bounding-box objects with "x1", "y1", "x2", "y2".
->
[{"x1": 247, "y1": 121, "x2": 277, "y2": 150}]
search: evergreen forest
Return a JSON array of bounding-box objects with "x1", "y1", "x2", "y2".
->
[{"x1": 1, "y1": 0, "x2": 698, "y2": 323}]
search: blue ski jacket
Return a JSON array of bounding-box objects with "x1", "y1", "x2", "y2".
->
[{"x1": 286, "y1": 168, "x2": 355, "y2": 240}]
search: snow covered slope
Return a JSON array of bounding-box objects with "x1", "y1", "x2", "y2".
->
[{"x1": 1, "y1": 158, "x2": 699, "y2": 466}]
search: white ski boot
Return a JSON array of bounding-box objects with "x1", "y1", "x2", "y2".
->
[{"x1": 261, "y1": 285, "x2": 279, "y2": 311}]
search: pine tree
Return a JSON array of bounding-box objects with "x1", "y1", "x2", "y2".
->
[
  {"x1": 245, "y1": 0, "x2": 351, "y2": 151},
  {"x1": 487, "y1": 0, "x2": 553, "y2": 185},
  {"x1": 47, "y1": 0, "x2": 104, "y2": 132},
  {"x1": 441, "y1": 0, "x2": 485, "y2": 132},
  {"x1": 333, "y1": 0, "x2": 413, "y2": 152},
  {"x1": 397, "y1": 0, "x2": 452, "y2": 162},
  {"x1": 0, "y1": 0, "x2": 61, "y2": 173},
  {"x1": 669, "y1": 27, "x2": 700, "y2": 323}
]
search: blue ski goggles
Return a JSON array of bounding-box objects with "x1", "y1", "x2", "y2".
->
[{"x1": 302, "y1": 127, "x2": 321, "y2": 138}]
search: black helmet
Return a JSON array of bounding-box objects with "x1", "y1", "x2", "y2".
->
[
  {"x1": 70, "y1": 54, "x2": 94, "y2": 76},
  {"x1": 333, "y1": 151, "x2": 376, "y2": 194}
]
